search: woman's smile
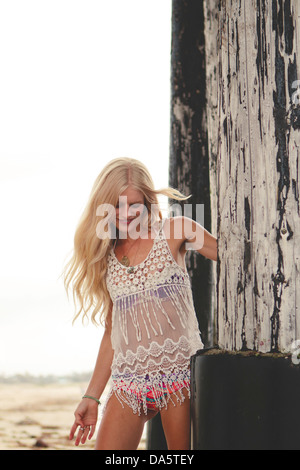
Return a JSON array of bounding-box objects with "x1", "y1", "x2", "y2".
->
[
  {"x1": 118, "y1": 217, "x2": 136, "y2": 225},
  {"x1": 115, "y1": 187, "x2": 145, "y2": 235}
]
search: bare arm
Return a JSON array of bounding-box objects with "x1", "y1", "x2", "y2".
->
[
  {"x1": 84, "y1": 306, "x2": 114, "y2": 399},
  {"x1": 189, "y1": 222, "x2": 218, "y2": 261},
  {"x1": 167, "y1": 216, "x2": 218, "y2": 262},
  {"x1": 69, "y1": 303, "x2": 114, "y2": 446}
]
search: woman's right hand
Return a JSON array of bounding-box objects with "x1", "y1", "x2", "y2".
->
[{"x1": 69, "y1": 398, "x2": 99, "y2": 446}]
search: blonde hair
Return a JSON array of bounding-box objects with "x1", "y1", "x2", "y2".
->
[{"x1": 63, "y1": 157, "x2": 189, "y2": 326}]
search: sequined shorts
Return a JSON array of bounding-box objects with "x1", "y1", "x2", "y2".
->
[
  {"x1": 111, "y1": 372, "x2": 190, "y2": 412},
  {"x1": 144, "y1": 380, "x2": 187, "y2": 410}
]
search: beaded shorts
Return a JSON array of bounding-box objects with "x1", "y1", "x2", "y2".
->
[
  {"x1": 110, "y1": 371, "x2": 190, "y2": 414},
  {"x1": 144, "y1": 379, "x2": 187, "y2": 411}
]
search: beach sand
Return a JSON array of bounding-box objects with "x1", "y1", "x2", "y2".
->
[{"x1": 0, "y1": 382, "x2": 146, "y2": 450}]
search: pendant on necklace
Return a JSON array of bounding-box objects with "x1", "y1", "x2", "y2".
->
[
  {"x1": 120, "y1": 255, "x2": 134, "y2": 273},
  {"x1": 120, "y1": 255, "x2": 130, "y2": 267}
]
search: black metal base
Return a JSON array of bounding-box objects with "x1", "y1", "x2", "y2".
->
[
  {"x1": 191, "y1": 349, "x2": 300, "y2": 450},
  {"x1": 146, "y1": 413, "x2": 168, "y2": 450}
]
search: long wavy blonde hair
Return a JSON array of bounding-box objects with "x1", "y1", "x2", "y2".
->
[{"x1": 63, "y1": 157, "x2": 189, "y2": 326}]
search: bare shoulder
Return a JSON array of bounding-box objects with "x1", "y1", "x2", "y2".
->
[
  {"x1": 162, "y1": 216, "x2": 196, "y2": 244},
  {"x1": 161, "y1": 217, "x2": 187, "y2": 269},
  {"x1": 162, "y1": 216, "x2": 191, "y2": 252},
  {"x1": 163, "y1": 216, "x2": 217, "y2": 261},
  {"x1": 162, "y1": 216, "x2": 184, "y2": 239}
]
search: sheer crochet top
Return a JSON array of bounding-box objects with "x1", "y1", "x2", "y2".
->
[{"x1": 105, "y1": 218, "x2": 204, "y2": 415}]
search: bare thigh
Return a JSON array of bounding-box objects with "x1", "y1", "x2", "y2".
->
[
  {"x1": 95, "y1": 393, "x2": 157, "y2": 450},
  {"x1": 160, "y1": 388, "x2": 191, "y2": 450}
]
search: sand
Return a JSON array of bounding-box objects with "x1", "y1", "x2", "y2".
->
[{"x1": 0, "y1": 381, "x2": 146, "y2": 451}]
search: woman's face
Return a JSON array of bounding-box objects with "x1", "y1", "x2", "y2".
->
[{"x1": 115, "y1": 186, "x2": 146, "y2": 238}]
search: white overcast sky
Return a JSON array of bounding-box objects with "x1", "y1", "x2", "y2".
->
[{"x1": 0, "y1": 0, "x2": 172, "y2": 376}]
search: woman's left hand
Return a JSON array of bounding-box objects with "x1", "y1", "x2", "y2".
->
[{"x1": 69, "y1": 398, "x2": 98, "y2": 446}]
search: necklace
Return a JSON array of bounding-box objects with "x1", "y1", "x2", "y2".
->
[
  {"x1": 117, "y1": 237, "x2": 141, "y2": 272},
  {"x1": 120, "y1": 254, "x2": 130, "y2": 267}
]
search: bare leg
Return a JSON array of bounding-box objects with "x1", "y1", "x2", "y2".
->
[
  {"x1": 95, "y1": 393, "x2": 157, "y2": 450},
  {"x1": 160, "y1": 389, "x2": 191, "y2": 450}
]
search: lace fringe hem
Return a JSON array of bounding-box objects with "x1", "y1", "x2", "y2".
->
[{"x1": 102, "y1": 369, "x2": 191, "y2": 417}]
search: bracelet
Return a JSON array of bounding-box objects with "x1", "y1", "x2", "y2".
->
[{"x1": 82, "y1": 394, "x2": 101, "y2": 405}]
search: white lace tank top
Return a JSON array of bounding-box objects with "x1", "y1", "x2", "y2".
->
[{"x1": 105, "y1": 218, "x2": 204, "y2": 415}]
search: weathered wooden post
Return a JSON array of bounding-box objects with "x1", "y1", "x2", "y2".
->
[
  {"x1": 169, "y1": 0, "x2": 214, "y2": 350},
  {"x1": 216, "y1": 0, "x2": 300, "y2": 354},
  {"x1": 191, "y1": 0, "x2": 300, "y2": 450}
]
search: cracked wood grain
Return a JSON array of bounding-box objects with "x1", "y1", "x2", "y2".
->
[{"x1": 205, "y1": 0, "x2": 300, "y2": 352}]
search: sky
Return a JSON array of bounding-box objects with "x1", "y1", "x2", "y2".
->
[{"x1": 0, "y1": 0, "x2": 172, "y2": 376}]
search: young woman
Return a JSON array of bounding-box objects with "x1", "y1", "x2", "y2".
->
[{"x1": 64, "y1": 157, "x2": 217, "y2": 450}]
